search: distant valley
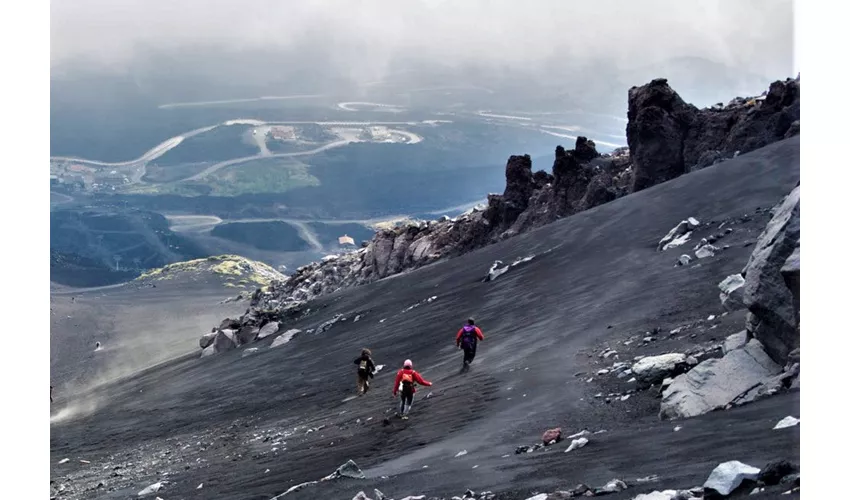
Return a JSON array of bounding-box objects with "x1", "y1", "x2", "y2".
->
[{"x1": 50, "y1": 63, "x2": 777, "y2": 287}]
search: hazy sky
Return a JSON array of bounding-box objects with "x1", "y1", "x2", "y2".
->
[{"x1": 52, "y1": 0, "x2": 796, "y2": 83}]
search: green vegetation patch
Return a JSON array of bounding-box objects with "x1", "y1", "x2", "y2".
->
[{"x1": 206, "y1": 158, "x2": 320, "y2": 196}]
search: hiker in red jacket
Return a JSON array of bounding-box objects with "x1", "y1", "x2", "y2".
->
[
  {"x1": 392, "y1": 359, "x2": 432, "y2": 420},
  {"x1": 456, "y1": 318, "x2": 485, "y2": 372}
]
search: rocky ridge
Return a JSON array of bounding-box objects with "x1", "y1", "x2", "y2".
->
[{"x1": 204, "y1": 76, "x2": 800, "y2": 355}]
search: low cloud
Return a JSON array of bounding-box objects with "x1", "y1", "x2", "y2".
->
[{"x1": 51, "y1": 0, "x2": 795, "y2": 84}]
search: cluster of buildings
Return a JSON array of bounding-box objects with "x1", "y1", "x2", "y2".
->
[{"x1": 50, "y1": 162, "x2": 130, "y2": 192}]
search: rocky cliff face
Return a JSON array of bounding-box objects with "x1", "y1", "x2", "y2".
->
[
  {"x1": 628, "y1": 76, "x2": 800, "y2": 192},
  {"x1": 206, "y1": 76, "x2": 801, "y2": 341}
]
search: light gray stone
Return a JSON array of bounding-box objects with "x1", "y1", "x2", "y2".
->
[
  {"x1": 258, "y1": 321, "x2": 280, "y2": 339},
  {"x1": 658, "y1": 220, "x2": 692, "y2": 251},
  {"x1": 632, "y1": 353, "x2": 687, "y2": 384},
  {"x1": 703, "y1": 460, "x2": 760, "y2": 496},
  {"x1": 199, "y1": 332, "x2": 217, "y2": 349},
  {"x1": 695, "y1": 244, "x2": 719, "y2": 259},
  {"x1": 660, "y1": 340, "x2": 782, "y2": 419},
  {"x1": 773, "y1": 416, "x2": 800, "y2": 430},
  {"x1": 564, "y1": 437, "x2": 589, "y2": 453},
  {"x1": 270, "y1": 329, "x2": 301, "y2": 348}
]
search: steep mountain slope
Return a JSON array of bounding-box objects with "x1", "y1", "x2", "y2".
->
[
  {"x1": 50, "y1": 137, "x2": 800, "y2": 500},
  {"x1": 50, "y1": 256, "x2": 283, "y2": 394}
]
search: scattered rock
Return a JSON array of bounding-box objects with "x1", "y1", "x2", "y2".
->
[
  {"x1": 542, "y1": 428, "x2": 562, "y2": 445},
  {"x1": 242, "y1": 348, "x2": 259, "y2": 357},
  {"x1": 632, "y1": 490, "x2": 695, "y2": 500},
  {"x1": 564, "y1": 437, "x2": 589, "y2": 453},
  {"x1": 660, "y1": 340, "x2": 782, "y2": 419},
  {"x1": 595, "y1": 478, "x2": 628, "y2": 494},
  {"x1": 258, "y1": 321, "x2": 280, "y2": 340},
  {"x1": 703, "y1": 460, "x2": 761, "y2": 496},
  {"x1": 677, "y1": 254, "x2": 692, "y2": 266},
  {"x1": 780, "y1": 473, "x2": 800, "y2": 486},
  {"x1": 757, "y1": 460, "x2": 798, "y2": 486},
  {"x1": 212, "y1": 329, "x2": 238, "y2": 354},
  {"x1": 58, "y1": 458, "x2": 70, "y2": 464},
  {"x1": 484, "y1": 255, "x2": 536, "y2": 282},
  {"x1": 270, "y1": 329, "x2": 301, "y2": 348},
  {"x1": 773, "y1": 416, "x2": 800, "y2": 430},
  {"x1": 567, "y1": 430, "x2": 592, "y2": 439},
  {"x1": 199, "y1": 332, "x2": 217, "y2": 349},
  {"x1": 695, "y1": 244, "x2": 719, "y2": 259},
  {"x1": 455, "y1": 450, "x2": 468, "y2": 457},
  {"x1": 316, "y1": 314, "x2": 344, "y2": 334},
  {"x1": 138, "y1": 481, "x2": 164, "y2": 497},
  {"x1": 632, "y1": 353, "x2": 689, "y2": 385},
  {"x1": 331, "y1": 459, "x2": 365, "y2": 479},
  {"x1": 658, "y1": 220, "x2": 695, "y2": 251}
]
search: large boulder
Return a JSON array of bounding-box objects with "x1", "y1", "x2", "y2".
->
[
  {"x1": 632, "y1": 353, "x2": 688, "y2": 385},
  {"x1": 703, "y1": 461, "x2": 760, "y2": 496},
  {"x1": 660, "y1": 339, "x2": 782, "y2": 419},
  {"x1": 758, "y1": 460, "x2": 798, "y2": 486},
  {"x1": 199, "y1": 332, "x2": 217, "y2": 349},
  {"x1": 743, "y1": 185, "x2": 800, "y2": 364},
  {"x1": 213, "y1": 329, "x2": 238, "y2": 353},
  {"x1": 236, "y1": 325, "x2": 260, "y2": 345}
]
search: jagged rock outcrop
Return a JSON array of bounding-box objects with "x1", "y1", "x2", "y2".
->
[
  {"x1": 742, "y1": 185, "x2": 800, "y2": 365},
  {"x1": 628, "y1": 76, "x2": 800, "y2": 192},
  {"x1": 206, "y1": 78, "x2": 801, "y2": 339},
  {"x1": 627, "y1": 78, "x2": 699, "y2": 191}
]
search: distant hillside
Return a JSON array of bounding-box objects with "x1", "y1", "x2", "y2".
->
[{"x1": 135, "y1": 254, "x2": 286, "y2": 291}]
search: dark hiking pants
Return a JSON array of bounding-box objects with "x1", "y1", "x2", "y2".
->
[{"x1": 398, "y1": 385, "x2": 414, "y2": 415}]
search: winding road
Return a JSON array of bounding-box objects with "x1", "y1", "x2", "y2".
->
[
  {"x1": 181, "y1": 139, "x2": 353, "y2": 181},
  {"x1": 51, "y1": 125, "x2": 216, "y2": 169}
]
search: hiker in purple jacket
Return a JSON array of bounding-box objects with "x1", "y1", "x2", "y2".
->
[{"x1": 455, "y1": 318, "x2": 485, "y2": 372}]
